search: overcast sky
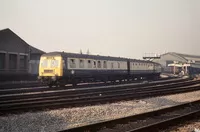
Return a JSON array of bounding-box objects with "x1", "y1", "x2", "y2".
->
[{"x1": 0, "y1": 0, "x2": 200, "y2": 59}]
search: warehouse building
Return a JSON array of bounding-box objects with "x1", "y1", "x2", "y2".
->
[
  {"x1": 0, "y1": 28, "x2": 45, "y2": 81},
  {"x1": 152, "y1": 52, "x2": 200, "y2": 75}
]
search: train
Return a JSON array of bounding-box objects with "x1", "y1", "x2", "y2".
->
[{"x1": 38, "y1": 52, "x2": 162, "y2": 87}]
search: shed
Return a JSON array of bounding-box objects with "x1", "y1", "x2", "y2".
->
[
  {"x1": 0, "y1": 28, "x2": 45, "y2": 80},
  {"x1": 153, "y1": 52, "x2": 200, "y2": 74}
]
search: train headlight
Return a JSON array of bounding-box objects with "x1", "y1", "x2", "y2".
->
[
  {"x1": 38, "y1": 76, "x2": 41, "y2": 80},
  {"x1": 52, "y1": 76, "x2": 56, "y2": 81}
]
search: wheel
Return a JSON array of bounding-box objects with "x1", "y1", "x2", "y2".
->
[{"x1": 72, "y1": 80, "x2": 77, "y2": 87}]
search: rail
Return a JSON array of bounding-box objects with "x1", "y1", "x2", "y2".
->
[
  {"x1": 61, "y1": 100, "x2": 200, "y2": 132},
  {"x1": 0, "y1": 78, "x2": 199, "y2": 114}
]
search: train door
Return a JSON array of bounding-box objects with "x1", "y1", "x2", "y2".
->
[
  {"x1": 62, "y1": 57, "x2": 67, "y2": 75},
  {"x1": 127, "y1": 60, "x2": 130, "y2": 75}
]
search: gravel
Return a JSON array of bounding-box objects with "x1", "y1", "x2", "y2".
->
[
  {"x1": 162, "y1": 119, "x2": 200, "y2": 132},
  {"x1": 1, "y1": 90, "x2": 200, "y2": 132}
]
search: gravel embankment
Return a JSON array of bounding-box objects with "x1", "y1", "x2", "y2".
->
[
  {"x1": 1, "y1": 90, "x2": 200, "y2": 132},
  {"x1": 162, "y1": 119, "x2": 200, "y2": 132}
]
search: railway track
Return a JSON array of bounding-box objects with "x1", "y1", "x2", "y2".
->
[
  {"x1": 0, "y1": 77, "x2": 186, "y2": 95},
  {"x1": 0, "y1": 77, "x2": 199, "y2": 114},
  {"x1": 60, "y1": 99, "x2": 200, "y2": 132},
  {"x1": 0, "y1": 81, "x2": 46, "y2": 89},
  {"x1": 0, "y1": 76, "x2": 176, "y2": 90}
]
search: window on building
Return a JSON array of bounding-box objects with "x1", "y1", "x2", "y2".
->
[
  {"x1": 79, "y1": 59, "x2": 84, "y2": 68},
  {"x1": 0, "y1": 53, "x2": 5, "y2": 69},
  {"x1": 88, "y1": 60, "x2": 92, "y2": 68},
  {"x1": 9, "y1": 54, "x2": 17, "y2": 69},
  {"x1": 70, "y1": 59, "x2": 76, "y2": 68},
  {"x1": 19, "y1": 55, "x2": 27, "y2": 69},
  {"x1": 103, "y1": 61, "x2": 107, "y2": 68},
  {"x1": 97, "y1": 61, "x2": 101, "y2": 68}
]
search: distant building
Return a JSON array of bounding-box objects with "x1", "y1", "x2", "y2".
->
[{"x1": 152, "y1": 52, "x2": 200, "y2": 74}]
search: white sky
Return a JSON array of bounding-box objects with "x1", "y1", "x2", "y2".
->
[{"x1": 0, "y1": 0, "x2": 200, "y2": 59}]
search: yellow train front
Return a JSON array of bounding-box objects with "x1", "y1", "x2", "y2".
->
[{"x1": 38, "y1": 53, "x2": 63, "y2": 87}]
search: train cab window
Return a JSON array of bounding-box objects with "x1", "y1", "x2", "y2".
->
[
  {"x1": 88, "y1": 60, "x2": 92, "y2": 68},
  {"x1": 79, "y1": 59, "x2": 84, "y2": 68},
  {"x1": 70, "y1": 59, "x2": 76, "y2": 68},
  {"x1": 103, "y1": 61, "x2": 107, "y2": 68},
  {"x1": 93, "y1": 61, "x2": 96, "y2": 68},
  {"x1": 97, "y1": 61, "x2": 101, "y2": 68},
  {"x1": 118, "y1": 62, "x2": 120, "y2": 68}
]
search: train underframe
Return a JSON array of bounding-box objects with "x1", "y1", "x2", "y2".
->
[{"x1": 38, "y1": 73, "x2": 161, "y2": 88}]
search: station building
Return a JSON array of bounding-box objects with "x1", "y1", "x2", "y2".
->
[{"x1": 152, "y1": 52, "x2": 200, "y2": 75}]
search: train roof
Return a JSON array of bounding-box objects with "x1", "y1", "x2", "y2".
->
[{"x1": 42, "y1": 51, "x2": 159, "y2": 64}]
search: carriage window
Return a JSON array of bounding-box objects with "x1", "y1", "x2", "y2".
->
[
  {"x1": 93, "y1": 61, "x2": 96, "y2": 68},
  {"x1": 118, "y1": 62, "x2": 120, "y2": 68},
  {"x1": 97, "y1": 61, "x2": 101, "y2": 68},
  {"x1": 88, "y1": 60, "x2": 92, "y2": 68},
  {"x1": 103, "y1": 61, "x2": 107, "y2": 68},
  {"x1": 70, "y1": 59, "x2": 76, "y2": 68},
  {"x1": 111, "y1": 62, "x2": 114, "y2": 69},
  {"x1": 79, "y1": 59, "x2": 84, "y2": 68}
]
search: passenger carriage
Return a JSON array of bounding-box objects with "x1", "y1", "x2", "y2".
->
[{"x1": 38, "y1": 52, "x2": 161, "y2": 87}]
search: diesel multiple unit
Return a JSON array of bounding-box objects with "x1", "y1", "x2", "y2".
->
[{"x1": 38, "y1": 52, "x2": 162, "y2": 87}]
